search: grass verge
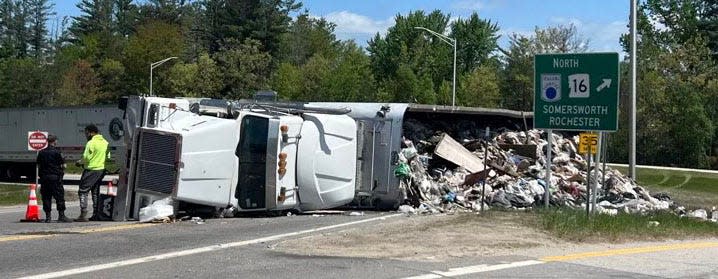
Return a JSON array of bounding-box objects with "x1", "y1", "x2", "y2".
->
[
  {"x1": 538, "y1": 209, "x2": 718, "y2": 242},
  {"x1": 0, "y1": 184, "x2": 37, "y2": 206},
  {"x1": 0, "y1": 184, "x2": 78, "y2": 206}
]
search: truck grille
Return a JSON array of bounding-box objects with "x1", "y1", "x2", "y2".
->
[{"x1": 135, "y1": 131, "x2": 179, "y2": 194}]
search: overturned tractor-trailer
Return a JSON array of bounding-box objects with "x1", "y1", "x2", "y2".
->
[{"x1": 111, "y1": 95, "x2": 532, "y2": 221}]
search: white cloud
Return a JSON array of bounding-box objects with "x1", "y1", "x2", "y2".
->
[
  {"x1": 321, "y1": 11, "x2": 395, "y2": 40},
  {"x1": 452, "y1": 0, "x2": 485, "y2": 11},
  {"x1": 548, "y1": 17, "x2": 627, "y2": 53}
]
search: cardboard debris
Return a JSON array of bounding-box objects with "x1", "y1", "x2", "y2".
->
[{"x1": 434, "y1": 134, "x2": 484, "y2": 173}]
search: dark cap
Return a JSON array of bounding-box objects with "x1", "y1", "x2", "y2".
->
[
  {"x1": 48, "y1": 134, "x2": 57, "y2": 143},
  {"x1": 84, "y1": 124, "x2": 99, "y2": 134}
]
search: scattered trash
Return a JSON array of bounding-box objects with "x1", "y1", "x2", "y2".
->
[
  {"x1": 398, "y1": 205, "x2": 416, "y2": 214},
  {"x1": 191, "y1": 217, "x2": 205, "y2": 224},
  {"x1": 687, "y1": 209, "x2": 708, "y2": 220},
  {"x1": 396, "y1": 126, "x2": 711, "y2": 216},
  {"x1": 711, "y1": 209, "x2": 718, "y2": 223},
  {"x1": 139, "y1": 197, "x2": 174, "y2": 223},
  {"x1": 647, "y1": 221, "x2": 660, "y2": 227},
  {"x1": 348, "y1": 212, "x2": 364, "y2": 216}
]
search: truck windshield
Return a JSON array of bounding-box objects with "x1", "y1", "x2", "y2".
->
[{"x1": 235, "y1": 115, "x2": 268, "y2": 209}]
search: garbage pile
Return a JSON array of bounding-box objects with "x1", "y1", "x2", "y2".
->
[{"x1": 395, "y1": 123, "x2": 712, "y2": 219}]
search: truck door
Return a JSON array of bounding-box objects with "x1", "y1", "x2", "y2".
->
[
  {"x1": 359, "y1": 120, "x2": 393, "y2": 195},
  {"x1": 235, "y1": 115, "x2": 268, "y2": 209}
]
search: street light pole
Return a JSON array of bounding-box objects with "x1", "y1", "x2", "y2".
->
[
  {"x1": 629, "y1": 0, "x2": 637, "y2": 179},
  {"x1": 149, "y1": 57, "x2": 178, "y2": 96},
  {"x1": 414, "y1": 26, "x2": 457, "y2": 109}
]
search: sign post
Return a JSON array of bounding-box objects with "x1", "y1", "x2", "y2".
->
[
  {"x1": 534, "y1": 52, "x2": 620, "y2": 212},
  {"x1": 28, "y1": 131, "x2": 49, "y2": 186}
]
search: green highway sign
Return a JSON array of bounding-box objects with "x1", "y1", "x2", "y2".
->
[{"x1": 533, "y1": 52, "x2": 620, "y2": 131}]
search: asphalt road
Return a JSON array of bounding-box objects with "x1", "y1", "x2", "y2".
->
[{"x1": 2, "y1": 203, "x2": 717, "y2": 279}]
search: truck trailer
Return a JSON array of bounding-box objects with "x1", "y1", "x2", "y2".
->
[
  {"x1": 113, "y1": 95, "x2": 532, "y2": 220},
  {"x1": 0, "y1": 105, "x2": 125, "y2": 181}
]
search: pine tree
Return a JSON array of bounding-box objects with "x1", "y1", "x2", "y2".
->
[
  {"x1": 0, "y1": 0, "x2": 16, "y2": 58},
  {"x1": 13, "y1": 0, "x2": 30, "y2": 58},
  {"x1": 28, "y1": 0, "x2": 53, "y2": 59},
  {"x1": 70, "y1": 0, "x2": 114, "y2": 39}
]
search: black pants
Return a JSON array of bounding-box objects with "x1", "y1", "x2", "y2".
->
[
  {"x1": 40, "y1": 175, "x2": 66, "y2": 213},
  {"x1": 78, "y1": 169, "x2": 105, "y2": 212}
]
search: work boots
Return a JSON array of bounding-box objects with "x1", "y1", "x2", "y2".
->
[
  {"x1": 44, "y1": 212, "x2": 51, "y2": 223},
  {"x1": 74, "y1": 210, "x2": 89, "y2": 222},
  {"x1": 57, "y1": 211, "x2": 72, "y2": 223}
]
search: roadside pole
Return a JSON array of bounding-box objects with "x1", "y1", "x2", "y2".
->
[
  {"x1": 481, "y1": 127, "x2": 489, "y2": 212},
  {"x1": 586, "y1": 146, "x2": 591, "y2": 217},
  {"x1": 602, "y1": 133, "x2": 608, "y2": 198},
  {"x1": 593, "y1": 132, "x2": 603, "y2": 214},
  {"x1": 545, "y1": 130, "x2": 552, "y2": 208}
]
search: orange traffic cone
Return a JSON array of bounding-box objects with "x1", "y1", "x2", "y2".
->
[
  {"x1": 107, "y1": 181, "x2": 117, "y2": 197},
  {"x1": 21, "y1": 184, "x2": 40, "y2": 222}
]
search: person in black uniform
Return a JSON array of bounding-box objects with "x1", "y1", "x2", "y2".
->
[{"x1": 36, "y1": 134, "x2": 72, "y2": 223}]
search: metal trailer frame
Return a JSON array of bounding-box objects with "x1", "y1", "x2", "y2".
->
[{"x1": 0, "y1": 105, "x2": 126, "y2": 181}]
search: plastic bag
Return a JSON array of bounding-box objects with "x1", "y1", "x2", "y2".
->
[
  {"x1": 394, "y1": 163, "x2": 411, "y2": 179},
  {"x1": 139, "y1": 197, "x2": 174, "y2": 223}
]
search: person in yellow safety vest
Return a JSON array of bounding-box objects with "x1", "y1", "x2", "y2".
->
[{"x1": 74, "y1": 124, "x2": 110, "y2": 222}]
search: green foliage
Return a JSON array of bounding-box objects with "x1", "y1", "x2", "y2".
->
[
  {"x1": 450, "y1": 13, "x2": 499, "y2": 73},
  {"x1": 167, "y1": 53, "x2": 222, "y2": 97},
  {"x1": 213, "y1": 38, "x2": 271, "y2": 99},
  {"x1": 458, "y1": 64, "x2": 501, "y2": 108},
  {"x1": 0, "y1": 57, "x2": 49, "y2": 107},
  {"x1": 55, "y1": 59, "x2": 105, "y2": 105},
  {"x1": 123, "y1": 20, "x2": 185, "y2": 95},
  {"x1": 277, "y1": 12, "x2": 339, "y2": 65}
]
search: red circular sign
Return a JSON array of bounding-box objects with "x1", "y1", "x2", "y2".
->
[{"x1": 28, "y1": 132, "x2": 48, "y2": 151}]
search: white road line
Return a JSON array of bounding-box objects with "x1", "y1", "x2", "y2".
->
[
  {"x1": 607, "y1": 163, "x2": 718, "y2": 175},
  {"x1": 402, "y1": 260, "x2": 544, "y2": 279},
  {"x1": 18, "y1": 214, "x2": 401, "y2": 279}
]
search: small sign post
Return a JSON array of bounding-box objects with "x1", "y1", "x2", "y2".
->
[{"x1": 28, "y1": 131, "x2": 49, "y2": 186}]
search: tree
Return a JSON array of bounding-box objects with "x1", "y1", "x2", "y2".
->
[
  {"x1": 450, "y1": 12, "x2": 500, "y2": 73},
  {"x1": 212, "y1": 38, "x2": 271, "y2": 99},
  {"x1": 271, "y1": 62, "x2": 302, "y2": 100},
  {"x1": 533, "y1": 23, "x2": 588, "y2": 53},
  {"x1": 0, "y1": 0, "x2": 17, "y2": 58},
  {"x1": 277, "y1": 12, "x2": 339, "y2": 66},
  {"x1": 458, "y1": 64, "x2": 501, "y2": 108},
  {"x1": 27, "y1": 0, "x2": 53, "y2": 59},
  {"x1": 0, "y1": 57, "x2": 49, "y2": 107},
  {"x1": 500, "y1": 34, "x2": 534, "y2": 111},
  {"x1": 115, "y1": 0, "x2": 138, "y2": 37},
  {"x1": 55, "y1": 59, "x2": 105, "y2": 105},
  {"x1": 167, "y1": 53, "x2": 222, "y2": 97},
  {"x1": 202, "y1": 0, "x2": 301, "y2": 58},
  {"x1": 12, "y1": 0, "x2": 29, "y2": 58},
  {"x1": 500, "y1": 24, "x2": 589, "y2": 111},
  {"x1": 123, "y1": 20, "x2": 185, "y2": 95},
  {"x1": 70, "y1": 0, "x2": 113, "y2": 39}
]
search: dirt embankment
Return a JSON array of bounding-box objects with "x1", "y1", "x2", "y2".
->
[{"x1": 276, "y1": 212, "x2": 565, "y2": 262}]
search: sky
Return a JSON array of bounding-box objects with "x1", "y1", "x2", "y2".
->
[{"x1": 53, "y1": 0, "x2": 631, "y2": 53}]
